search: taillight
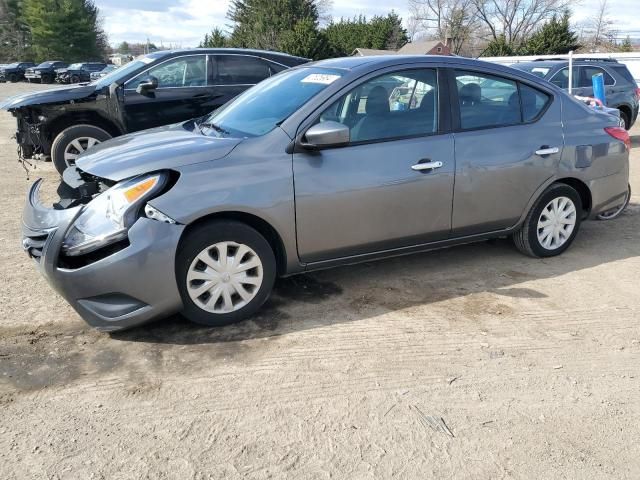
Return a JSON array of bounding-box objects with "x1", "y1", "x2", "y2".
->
[
  {"x1": 605, "y1": 126, "x2": 631, "y2": 150},
  {"x1": 636, "y1": 87, "x2": 640, "y2": 99}
]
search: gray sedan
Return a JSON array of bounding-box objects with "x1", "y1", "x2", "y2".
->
[{"x1": 22, "y1": 55, "x2": 631, "y2": 331}]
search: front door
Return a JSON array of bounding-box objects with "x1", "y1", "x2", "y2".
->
[
  {"x1": 451, "y1": 69, "x2": 564, "y2": 236},
  {"x1": 293, "y1": 68, "x2": 455, "y2": 263},
  {"x1": 123, "y1": 54, "x2": 214, "y2": 131}
]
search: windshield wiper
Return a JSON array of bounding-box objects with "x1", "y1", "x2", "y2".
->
[{"x1": 198, "y1": 120, "x2": 230, "y2": 135}]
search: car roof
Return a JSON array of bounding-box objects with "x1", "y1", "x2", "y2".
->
[{"x1": 151, "y1": 48, "x2": 309, "y2": 62}]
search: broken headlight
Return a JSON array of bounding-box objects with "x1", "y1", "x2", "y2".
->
[{"x1": 62, "y1": 172, "x2": 168, "y2": 256}]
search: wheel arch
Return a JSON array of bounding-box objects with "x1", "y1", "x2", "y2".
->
[
  {"x1": 179, "y1": 211, "x2": 288, "y2": 276},
  {"x1": 48, "y1": 111, "x2": 124, "y2": 142},
  {"x1": 554, "y1": 177, "x2": 592, "y2": 216}
]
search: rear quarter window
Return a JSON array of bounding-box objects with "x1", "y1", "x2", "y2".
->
[{"x1": 610, "y1": 65, "x2": 636, "y2": 84}]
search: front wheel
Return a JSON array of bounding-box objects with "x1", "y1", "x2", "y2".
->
[
  {"x1": 8, "y1": 73, "x2": 18, "y2": 83},
  {"x1": 513, "y1": 184, "x2": 582, "y2": 258},
  {"x1": 51, "y1": 124, "x2": 112, "y2": 175},
  {"x1": 176, "y1": 220, "x2": 276, "y2": 327},
  {"x1": 619, "y1": 110, "x2": 630, "y2": 130}
]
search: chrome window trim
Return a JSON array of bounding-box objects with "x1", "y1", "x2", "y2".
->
[{"x1": 124, "y1": 52, "x2": 288, "y2": 91}]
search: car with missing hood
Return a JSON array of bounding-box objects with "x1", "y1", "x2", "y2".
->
[
  {"x1": 24, "y1": 61, "x2": 68, "y2": 84},
  {"x1": 0, "y1": 61, "x2": 36, "y2": 82},
  {"x1": 1, "y1": 48, "x2": 309, "y2": 174},
  {"x1": 22, "y1": 55, "x2": 630, "y2": 332}
]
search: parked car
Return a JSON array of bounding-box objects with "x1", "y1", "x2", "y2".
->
[
  {"x1": 56, "y1": 62, "x2": 108, "y2": 83},
  {"x1": 21, "y1": 55, "x2": 630, "y2": 331},
  {"x1": 0, "y1": 62, "x2": 36, "y2": 82},
  {"x1": 24, "y1": 61, "x2": 68, "y2": 83},
  {"x1": 1, "y1": 48, "x2": 309, "y2": 174},
  {"x1": 511, "y1": 58, "x2": 640, "y2": 129},
  {"x1": 90, "y1": 64, "x2": 117, "y2": 81}
]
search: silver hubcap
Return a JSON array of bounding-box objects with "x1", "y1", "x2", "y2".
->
[
  {"x1": 186, "y1": 241, "x2": 263, "y2": 314},
  {"x1": 64, "y1": 137, "x2": 101, "y2": 166},
  {"x1": 537, "y1": 196, "x2": 577, "y2": 250}
]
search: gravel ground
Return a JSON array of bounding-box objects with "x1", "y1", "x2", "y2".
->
[{"x1": 1, "y1": 81, "x2": 639, "y2": 479}]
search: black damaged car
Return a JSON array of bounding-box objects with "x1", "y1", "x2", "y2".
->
[
  {"x1": 24, "y1": 61, "x2": 68, "y2": 84},
  {"x1": 0, "y1": 62, "x2": 36, "y2": 82},
  {"x1": 1, "y1": 48, "x2": 309, "y2": 173}
]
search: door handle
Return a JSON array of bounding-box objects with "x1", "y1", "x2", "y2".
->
[
  {"x1": 535, "y1": 146, "x2": 559, "y2": 156},
  {"x1": 411, "y1": 160, "x2": 443, "y2": 171}
]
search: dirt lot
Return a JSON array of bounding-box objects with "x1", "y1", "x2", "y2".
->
[{"x1": 0, "y1": 81, "x2": 639, "y2": 479}]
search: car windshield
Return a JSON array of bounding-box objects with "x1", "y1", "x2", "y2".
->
[
  {"x1": 512, "y1": 65, "x2": 552, "y2": 78},
  {"x1": 5, "y1": 63, "x2": 19, "y2": 68},
  {"x1": 202, "y1": 67, "x2": 344, "y2": 138},
  {"x1": 36, "y1": 62, "x2": 54, "y2": 68},
  {"x1": 91, "y1": 56, "x2": 155, "y2": 88},
  {"x1": 68, "y1": 63, "x2": 82, "y2": 69}
]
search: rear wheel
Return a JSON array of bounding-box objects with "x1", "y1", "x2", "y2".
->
[
  {"x1": 71, "y1": 74, "x2": 80, "y2": 83},
  {"x1": 8, "y1": 73, "x2": 18, "y2": 83},
  {"x1": 597, "y1": 184, "x2": 631, "y2": 220},
  {"x1": 513, "y1": 184, "x2": 582, "y2": 257},
  {"x1": 51, "y1": 124, "x2": 112, "y2": 175},
  {"x1": 619, "y1": 109, "x2": 630, "y2": 130},
  {"x1": 177, "y1": 220, "x2": 276, "y2": 327}
]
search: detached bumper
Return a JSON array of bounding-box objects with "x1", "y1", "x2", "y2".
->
[{"x1": 22, "y1": 180, "x2": 185, "y2": 331}]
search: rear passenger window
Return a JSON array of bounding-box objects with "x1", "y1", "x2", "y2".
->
[
  {"x1": 455, "y1": 71, "x2": 520, "y2": 129},
  {"x1": 520, "y1": 84, "x2": 550, "y2": 121},
  {"x1": 610, "y1": 65, "x2": 635, "y2": 84},
  {"x1": 580, "y1": 66, "x2": 614, "y2": 86},
  {"x1": 455, "y1": 70, "x2": 551, "y2": 129},
  {"x1": 216, "y1": 55, "x2": 271, "y2": 84}
]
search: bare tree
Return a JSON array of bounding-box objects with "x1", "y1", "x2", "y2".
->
[
  {"x1": 582, "y1": 0, "x2": 616, "y2": 51},
  {"x1": 408, "y1": 0, "x2": 480, "y2": 54},
  {"x1": 470, "y1": 0, "x2": 571, "y2": 47}
]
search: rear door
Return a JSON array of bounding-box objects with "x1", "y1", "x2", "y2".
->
[
  {"x1": 123, "y1": 54, "x2": 213, "y2": 131},
  {"x1": 209, "y1": 54, "x2": 274, "y2": 107},
  {"x1": 293, "y1": 67, "x2": 455, "y2": 263},
  {"x1": 451, "y1": 68, "x2": 563, "y2": 236}
]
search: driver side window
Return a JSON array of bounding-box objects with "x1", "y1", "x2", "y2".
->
[
  {"x1": 128, "y1": 55, "x2": 206, "y2": 89},
  {"x1": 317, "y1": 69, "x2": 438, "y2": 144}
]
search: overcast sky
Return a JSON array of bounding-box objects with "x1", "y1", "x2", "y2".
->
[{"x1": 97, "y1": 0, "x2": 640, "y2": 47}]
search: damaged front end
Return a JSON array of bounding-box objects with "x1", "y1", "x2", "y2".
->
[{"x1": 22, "y1": 168, "x2": 185, "y2": 331}]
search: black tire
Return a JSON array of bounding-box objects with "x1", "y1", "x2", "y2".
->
[
  {"x1": 619, "y1": 110, "x2": 630, "y2": 130},
  {"x1": 513, "y1": 183, "x2": 583, "y2": 258},
  {"x1": 176, "y1": 220, "x2": 277, "y2": 327},
  {"x1": 41, "y1": 74, "x2": 52, "y2": 84},
  {"x1": 51, "y1": 124, "x2": 112, "y2": 175},
  {"x1": 8, "y1": 73, "x2": 18, "y2": 83},
  {"x1": 71, "y1": 75, "x2": 80, "y2": 83}
]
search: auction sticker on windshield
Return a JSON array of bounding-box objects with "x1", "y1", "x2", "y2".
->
[{"x1": 301, "y1": 73, "x2": 341, "y2": 85}]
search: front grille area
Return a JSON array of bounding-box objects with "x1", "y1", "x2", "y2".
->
[{"x1": 23, "y1": 233, "x2": 49, "y2": 262}]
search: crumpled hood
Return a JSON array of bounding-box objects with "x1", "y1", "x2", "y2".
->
[
  {"x1": 0, "y1": 84, "x2": 96, "y2": 110},
  {"x1": 77, "y1": 123, "x2": 244, "y2": 181}
]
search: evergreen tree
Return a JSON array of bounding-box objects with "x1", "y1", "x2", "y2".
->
[
  {"x1": 117, "y1": 41, "x2": 131, "y2": 54},
  {"x1": 481, "y1": 35, "x2": 514, "y2": 56},
  {"x1": 22, "y1": 0, "x2": 107, "y2": 62},
  {"x1": 227, "y1": 0, "x2": 319, "y2": 51},
  {"x1": 619, "y1": 36, "x2": 633, "y2": 52},
  {"x1": 324, "y1": 13, "x2": 408, "y2": 56},
  {"x1": 520, "y1": 11, "x2": 579, "y2": 55},
  {"x1": 0, "y1": 0, "x2": 31, "y2": 60},
  {"x1": 199, "y1": 27, "x2": 228, "y2": 48},
  {"x1": 279, "y1": 17, "x2": 329, "y2": 58}
]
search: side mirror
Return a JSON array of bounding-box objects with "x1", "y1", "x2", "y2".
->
[
  {"x1": 136, "y1": 76, "x2": 158, "y2": 95},
  {"x1": 301, "y1": 121, "x2": 350, "y2": 150}
]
